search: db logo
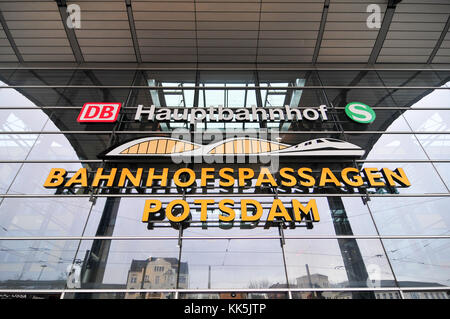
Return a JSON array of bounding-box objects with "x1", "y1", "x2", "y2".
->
[{"x1": 77, "y1": 103, "x2": 122, "y2": 122}]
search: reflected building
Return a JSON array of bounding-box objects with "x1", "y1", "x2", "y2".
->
[{"x1": 125, "y1": 257, "x2": 188, "y2": 299}]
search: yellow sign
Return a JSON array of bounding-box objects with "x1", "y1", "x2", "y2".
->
[{"x1": 43, "y1": 166, "x2": 411, "y2": 228}]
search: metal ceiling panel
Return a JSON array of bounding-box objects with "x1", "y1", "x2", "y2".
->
[
  {"x1": 379, "y1": 0, "x2": 450, "y2": 63},
  {"x1": 0, "y1": 0, "x2": 447, "y2": 65},
  {"x1": 0, "y1": 24, "x2": 17, "y2": 62},
  {"x1": 0, "y1": 0, "x2": 74, "y2": 62},
  {"x1": 318, "y1": 0, "x2": 387, "y2": 63},
  {"x1": 68, "y1": 0, "x2": 135, "y2": 62}
]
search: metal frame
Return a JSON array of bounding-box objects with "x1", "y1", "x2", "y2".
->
[
  {"x1": 0, "y1": 85, "x2": 449, "y2": 89},
  {"x1": 0, "y1": 194, "x2": 449, "y2": 198},
  {"x1": 1, "y1": 235, "x2": 450, "y2": 240},
  {"x1": 0, "y1": 66, "x2": 449, "y2": 71},
  {"x1": 0, "y1": 66, "x2": 449, "y2": 299},
  {"x1": 0, "y1": 286, "x2": 448, "y2": 298}
]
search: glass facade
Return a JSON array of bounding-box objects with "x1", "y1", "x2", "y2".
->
[{"x1": 0, "y1": 67, "x2": 449, "y2": 300}]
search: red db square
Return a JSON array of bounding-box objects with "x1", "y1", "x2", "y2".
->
[{"x1": 77, "y1": 103, "x2": 122, "y2": 123}]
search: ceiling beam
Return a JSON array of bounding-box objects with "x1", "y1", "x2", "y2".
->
[
  {"x1": 0, "y1": 9, "x2": 23, "y2": 62},
  {"x1": 312, "y1": 0, "x2": 330, "y2": 64},
  {"x1": 125, "y1": 0, "x2": 142, "y2": 63},
  {"x1": 368, "y1": 0, "x2": 402, "y2": 64},
  {"x1": 427, "y1": 15, "x2": 450, "y2": 64},
  {"x1": 55, "y1": 0, "x2": 84, "y2": 63}
]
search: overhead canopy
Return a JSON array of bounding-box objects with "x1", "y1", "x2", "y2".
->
[{"x1": 0, "y1": 0, "x2": 448, "y2": 65}]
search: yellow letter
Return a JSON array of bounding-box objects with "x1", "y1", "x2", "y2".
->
[
  {"x1": 319, "y1": 168, "x2": 341, "y2": 187},
  {"x1": 65, "y1": 168, "x2": 88, "y2": 187},
  {"x1": 194, "y1": 199, "x2": 215, "y2": 221},
  {"x1": 241, "y1": 199, "x2": 263, "y2": 221},
  {"x1": 200, "y1": 168, "x2": 215, "y2": 187},
  {"x1": 298, "y1": 168, "x2": 315, "y2": 187},
  {"x1": 341, "y1": 167, "x2": 363, "y2": 187},
  {"x1": 219, "y1": 168, "x2": 235, "y2": 187},
  {"x1": 173, "y1": 168, "x2": 196, "y2": 188},
  {"x1": 292, "y1": 199, "x2": 320, "y2": 221},
  {"x1": 118, "y1": 168, "x2": 143, "y2": 187},
  {"x1": 166, "y1": 200, "x2": 190, "y2": 222},
  {"x1": 146, "y1": 168, "x2": 168, "y2": 187},
  {"x1": 363, "y1": 168, "x2": 385, "y2": 187},
  {"x1": 43, "y1": 168, "x2": 67, "y2": 188},
  {"x1": 267, "y1": 199, "x2": 292, "y2": 221},
  {"x1": 280, "y1": 167, "x2": 297, "y2": 187},
  {"x1": 238, "y1": 168, "x2": 254, "y2": 187},
  {"x1": 381, "y1": 168, "x2": 411, "y2": 187},
  {"x1": 142, "y1": 199, "x2": 162, "y2": 222},
  {"x1": 92, "y1": 168, "x2": 117, "y2": 187},
  {"x1": 218, "y1": 199, "x2": 235, "y2": 222},
  {"x1": 255, "y1": 167, "x2": 277, "y2": 187}
]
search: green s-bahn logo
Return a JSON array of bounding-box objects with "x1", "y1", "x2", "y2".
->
[{"x1": 345, "y1": 102, "x2": 376, "y2": 124}]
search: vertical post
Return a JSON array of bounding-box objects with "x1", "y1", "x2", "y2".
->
[{"x1": 305, "y1": 263, "x2": 315, "y2": 298}]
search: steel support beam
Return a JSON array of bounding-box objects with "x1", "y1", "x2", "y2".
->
[
  {"x1": 368, "y1": 0, "x2": 402, "y2": 64},
  {"x1": 0, "y1": 10, "x2": 23, "y2": 62},
  {"x1": 312, "y1": 0, "x2": 330, "y2": 64},
  {"x1": 427, "y1": 15, "x2": 450, "y2": 64},
  {"x1": 55, "y1": 0, "x2": 84, "y2": 63},
  {"x1": 125, "y1": 0, "x2": 142, "y2": 63}
]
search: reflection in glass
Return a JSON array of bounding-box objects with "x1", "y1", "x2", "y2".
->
[
  {"x1": 367, "y1": 197, "x2": 450, "y2": 236},
  {"x1": 284, "y1": 239, "x2": 396, "y2": 290},
  {"x1": 0, "y1": 240, "x2": 78, "y2": 289},
  {"x1": 74, "y1": 239, "x2": 180, "y2": 293},
  {"x1": 0, "y1": 197, "x2": 94, "y2": 237},
  {"x1": 382, "y1": 239, "x2": 450, "y2": 287},
  {"x1": 180, "y1": 239, "x2": 286, "y2": 289}
]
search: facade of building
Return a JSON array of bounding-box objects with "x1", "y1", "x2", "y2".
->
[{"x1": 0, "y1": 0, "x2": 449, "y2": 299}]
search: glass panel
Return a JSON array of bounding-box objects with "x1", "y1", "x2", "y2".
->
[
  {"x1": 180, "y1": 239, "x2": 286, "y2": 289},
  {"x1": 282, "y1": 197, "x2": 378, "y2": 236},
  {"x1": 377, "y1": 71, "x2": 445, "y2": 87},
  {"x1": 415, "y1": 134, "x2": 450, "y2": 160},
  {"x1": 391, "y1": 87, "x2": 450, "y2": 109},
  {"x1": 258, "y1": 70, "x2": 320, "y2": 86},
  {"x1": 5, "y1": 162, "x2": 101, "y2": 195},
  {"x1": 292, "y1": 290, "x2": 400, "y2": 299},
  {"x1": 180, "y1": 292, "x2": 288, "y2": 299},
  {"x1": 367, "y1": 197, "x2": 450, "y2": 236},
  {"x1": 403, "y1": 110, "x2": 450, "y2": 132},
  {"x1": 0, "y1": 240, "x2": 78, "y2": 289},
  {"x1": 382, "y1": 239, "x2": 450, "y2": 288},
  {"x1": 336, "y1": 108, "x2": 411, "y2": 132},
  {"x1": 69, "y1": 70, "x2": 136, "y2": 86},
  {"x1": 63, "y1": 292, "x2": 175, "y2": 299},
  {"x1": 359, "y1": 162, "x2": 448, "y2": 194},
  {"x1": 0, "y1": 134, "x2": 39, "y2": 161},
  {"x1": 318, "y1": 70, "x2": 383, "y2": 86},
  {"x1": 284, "y1": 239, "x2": 396, "y2": 288},
  {"x1": 323, "y1": 88, "x2": 398, "y2": 108},
  {"x1": 434, "y1": 163, "x2": 450, "y2": 190},
  {"x1": 83, "y1": 198, "x2": 179, "y2": 237},
  {"x1": 0, "y1": 109, "x2": 48, "y2": 132},
  {"x1": 73, "y1": 239, "x2": 181, "y2": 290},
  {"x1": 0, "y1": 197, "x2": 94, "y2": 237},
  {"x1": 348, "y1": 133, "x2": 427, "y2": 161},
  {"x1": 26, "y1": 131, "x2": 111, "y2": 161},
  {"x1": 5, "y1": 69, "x2": 76, "y2": 86},
  {"x1": 403, "y1": 290, "x2": 449, "y2": 299},
  {"x1": 0, "y1": 163, "x2": 22, "y2": 193}
]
